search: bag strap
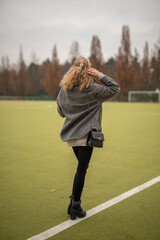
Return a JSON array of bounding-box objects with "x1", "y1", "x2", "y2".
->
[{"x1": 86, "y1": 93, "x2": 93, "y2": 130}]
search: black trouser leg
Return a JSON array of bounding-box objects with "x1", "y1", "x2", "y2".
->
[{"x1": 72, "y1": 146, "x2": 93, "y2": 201}]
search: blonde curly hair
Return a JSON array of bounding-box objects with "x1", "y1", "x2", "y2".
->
[{"x1": 59, "y1": 57, "x2": 94, "y2": 91}]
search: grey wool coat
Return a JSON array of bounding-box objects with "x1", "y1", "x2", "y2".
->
[{"x1": 56, "y1": 75, "x2": 120, "y2": 142}]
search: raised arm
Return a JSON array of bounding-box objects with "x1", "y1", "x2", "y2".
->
[{"x1": 85, "y1": 68, "x2": 120, "y2": 101}]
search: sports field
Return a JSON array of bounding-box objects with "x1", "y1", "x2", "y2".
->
[{"x1": 0, "y1": 101, "x2": 160, "y2": 240}]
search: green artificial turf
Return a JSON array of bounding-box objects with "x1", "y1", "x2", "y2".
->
[{"x1": 0, "y1": 101, "x2": 160, "y2": 240}]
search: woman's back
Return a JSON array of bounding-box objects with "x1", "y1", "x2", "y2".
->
[
  {"x1": 56, "y1": 57, "x2": 120, "y2": 220},
  {"x1": 57, "y1": 83, "x2": 103, "y2": 141}
]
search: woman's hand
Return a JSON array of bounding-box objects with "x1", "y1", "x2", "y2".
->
[{"x1": 85, "y1": 67, "x2": 101, "y2": 78}]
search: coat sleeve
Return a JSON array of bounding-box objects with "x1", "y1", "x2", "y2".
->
[
  {"x1": 94, "y1": 75, "x2": 120, "y2": 101},
  {"x1": 56, "y1": 91, "x2": 65, "y2": 118},
  {"x1": 57, "y1": 105, "x2": 65, "y2": 118}
]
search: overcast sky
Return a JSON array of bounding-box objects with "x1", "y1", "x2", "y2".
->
[{"x1": 0, "y1": 0, "x2": 160, "y2": 66}]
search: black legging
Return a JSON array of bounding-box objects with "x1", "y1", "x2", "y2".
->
[{"x1": 71, "y1": 146, "x2": 93, "y2": 201}]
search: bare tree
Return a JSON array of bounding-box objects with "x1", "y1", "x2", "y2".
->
[
  {"x1": 90, "y1": 35, "x2": 104, "y2": 68},
  {"x1": 69, "y1": 41, "x2": 80, "y2": 64},
  {"x1": 28, "y1": 62, "x2": 41, "y2": 96},
  {"x1": 16, "y1": 45, "x2": 29, "y2": 96},
  {"x1": 30, "y1": 51, "x2": 39, "y2": 65},
  {"x1": 140, "y1": 41, "x2": 151, "y2": 90},
  {"x1": 121, "y1": 25, "x2": 132, "y2": 65},
  {"x1": 89, "y1": 35, "x2": 105, "y2": 84}
]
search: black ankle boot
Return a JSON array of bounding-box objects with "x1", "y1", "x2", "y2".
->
[
  {"x1": 70, "y1": 199, "x2": 86, "y2": 220},
  {"x1": 67, "y1": 195, "x2": 74, "y2": 215}
]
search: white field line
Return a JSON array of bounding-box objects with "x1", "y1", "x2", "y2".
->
[{"x1": 27, "y1": 176, "x2": 160, "y2": 240}]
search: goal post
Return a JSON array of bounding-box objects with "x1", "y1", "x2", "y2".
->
[{"x1": 128, "y1": 90, "x2": 160, "y2": 102}]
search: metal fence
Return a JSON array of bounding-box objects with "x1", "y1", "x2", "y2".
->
[{"x1": 0, "y1": 95, "x2": 53, "y2": 100}]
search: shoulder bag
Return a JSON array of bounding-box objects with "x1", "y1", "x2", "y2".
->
[{"x1": 86, "y1": 94, "x2": 105, "y2": 148}]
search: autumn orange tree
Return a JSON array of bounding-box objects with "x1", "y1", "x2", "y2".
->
[
  {"x1": 0, "y1": 56, "x2": 16, "y2": 96},
  {"x1": 38, "y1": 59, "x2": 50, "y2": 95},
  {"x1": 44, "y1": 44, "x2": 62, "y2": 99},
  {"x1": 1, "y1": 30, "x2": 160, "y2": 99},
  {"x1": 150, "y1": 36, "x2": 160, "y2": 90},
  {"x1": 114, "y1": 25, "x2": 137, "y2": 97}
]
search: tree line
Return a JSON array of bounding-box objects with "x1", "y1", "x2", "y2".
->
[{"x1": 0, "y1": 25, "x2": 160, "y2": 101}]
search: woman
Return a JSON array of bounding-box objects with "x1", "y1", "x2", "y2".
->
[{"x1": 56, "y1": 57, "x2": 120, "y2": 220}]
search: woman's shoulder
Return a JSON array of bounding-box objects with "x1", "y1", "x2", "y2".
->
[
  {"x1": 83, "y1": 80, "x2": 99, "y2": 93},
  {"x1": 57, "y1": 80, "x2": 99, "y2": 99}
]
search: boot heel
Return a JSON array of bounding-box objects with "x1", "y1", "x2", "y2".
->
[
  {"x1": 70, "y1": 199, "x2": 86, "y2": 220},
  {"x1": 71, "y1": 213, "x2": 77, "y2": 220}
]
